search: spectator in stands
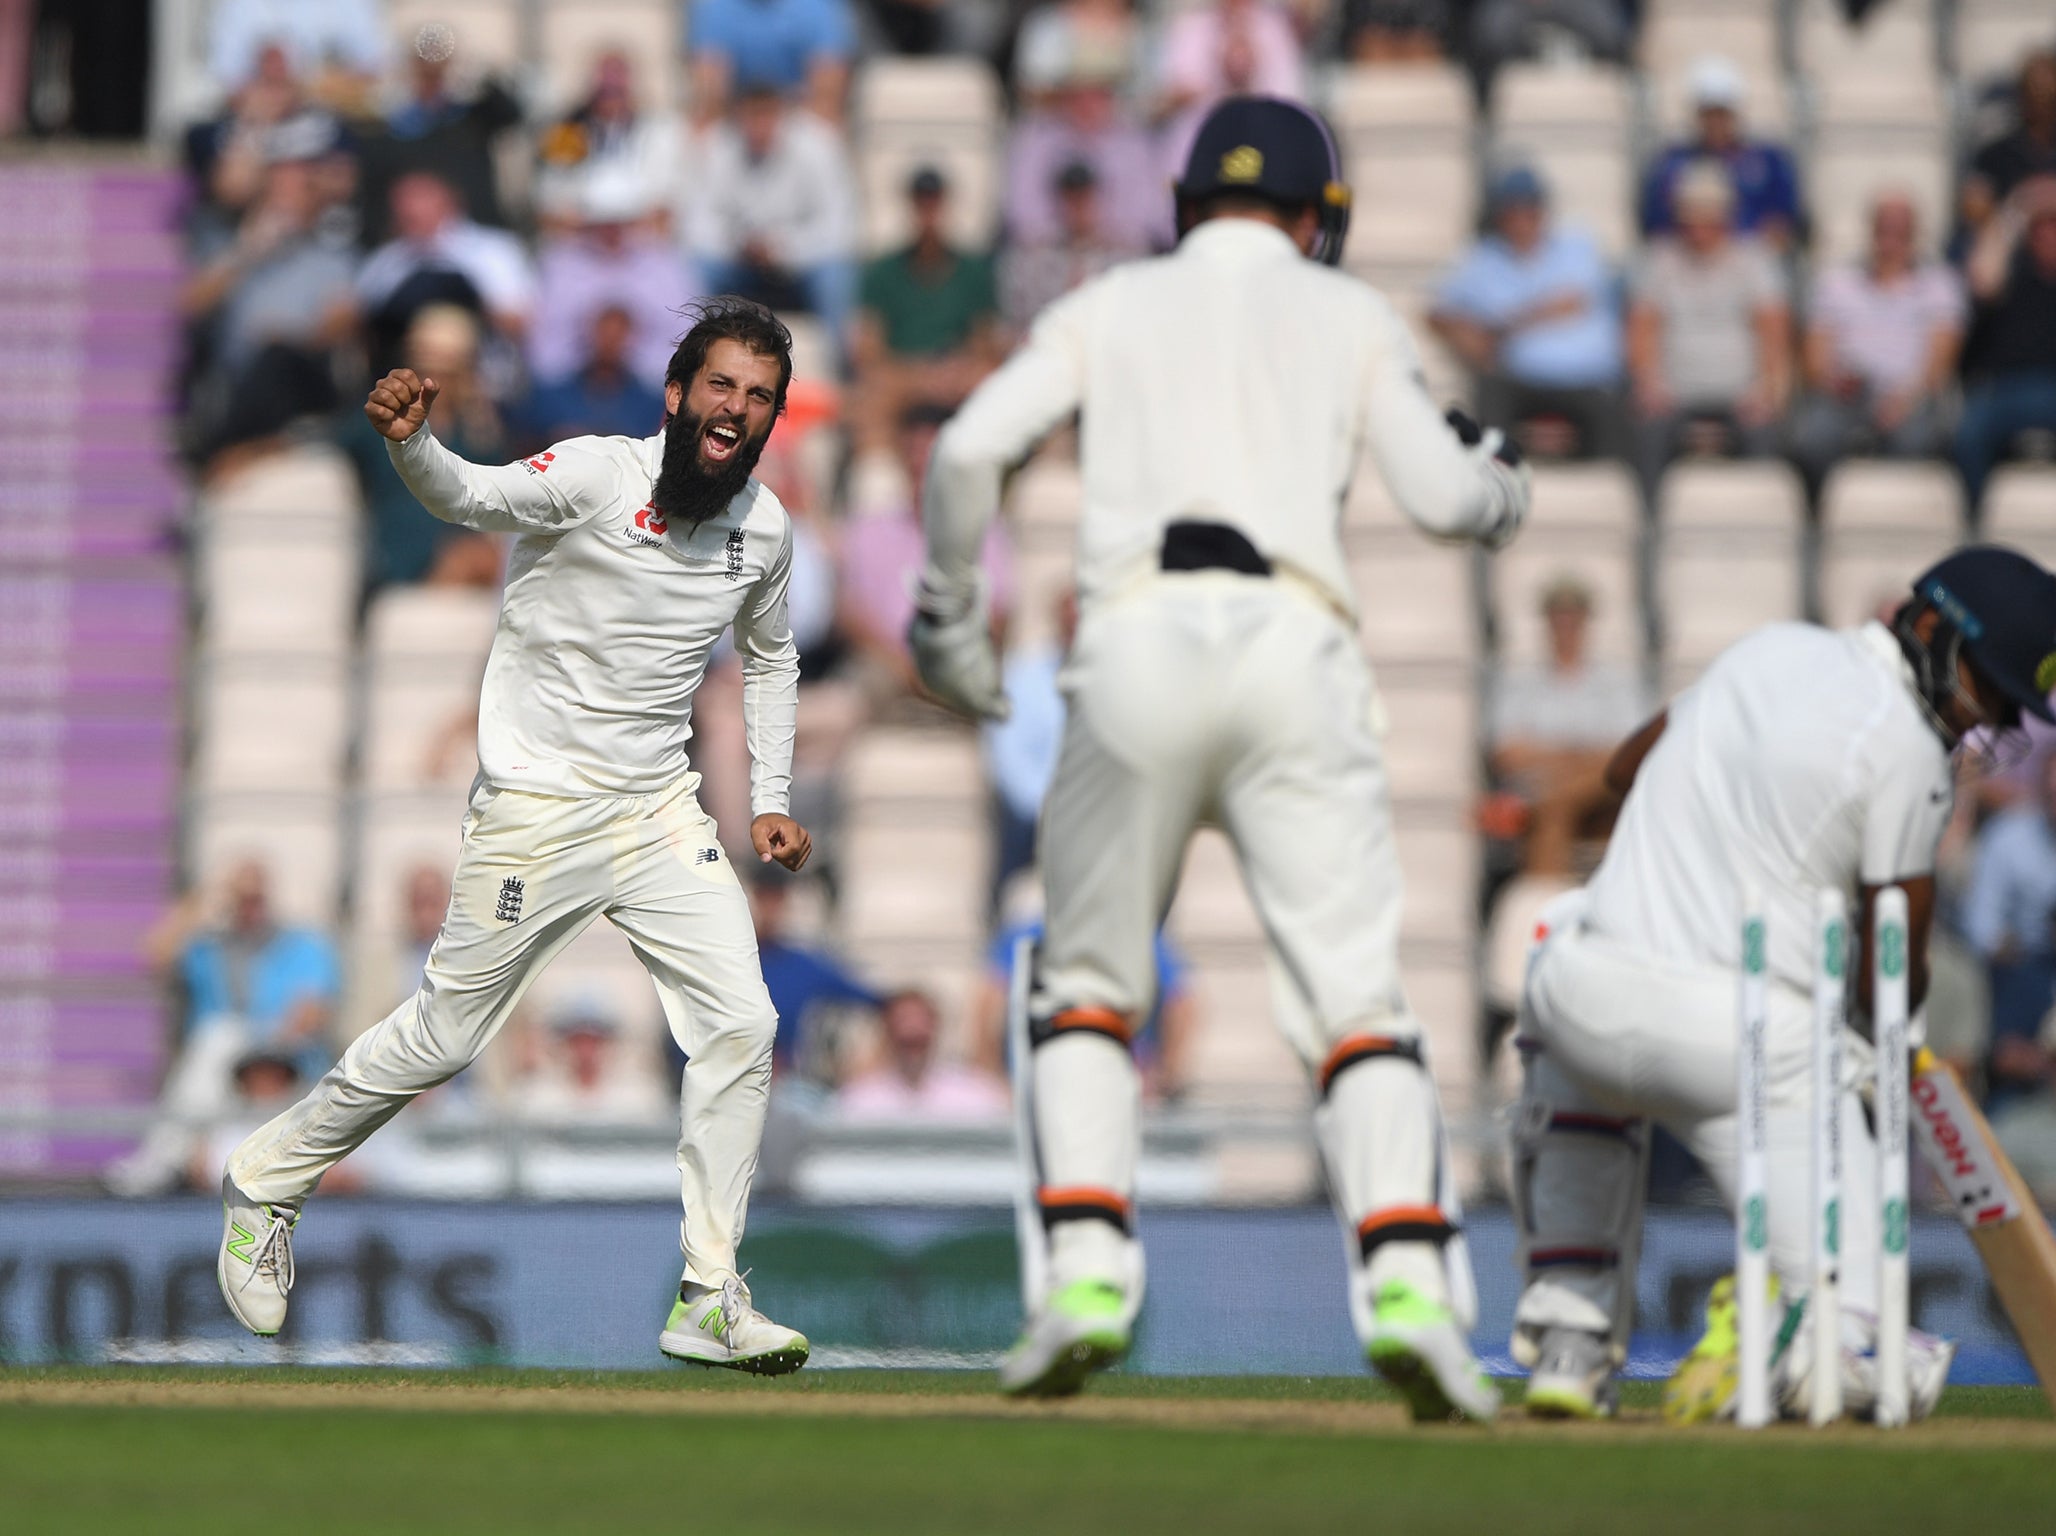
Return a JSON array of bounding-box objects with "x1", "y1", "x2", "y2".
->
[
  {"x1": 356, "y1": 170, "x2": 537, "y2": 383},
  {"x1": 686, "y1": 0, "x2": 857, "y2": 125},
  {"x1": 685, "y1": 85, "x2": 859, "y2": 343},
  {"x1": 1961, "y1": 752, "x2": 2056, "y2": 1109},
  {"x1": 1466, "y1": 0, "x2": 1631, "y2": 97},
  {"x1": 184, "y1": 42, "x2": 345, "y2": 244},
  {"x1": 1640, "y1": 56, "x2": 1801, "y2": 251},
  {"x1": 340, "y1": 304, "x2": 505, "y2": 590},
  {"x1": 973, "y1": 915, "x2": 1196, "y2": 1101},
  {"x1": 208, "y1": 0, "x2": 386, "y2": 116},
  {"x1": 1789, "y1": 191, "x2": 1965, "y2": 496},
  {"x1": 1000, "y1": 160, "x2": 1139, "y2": 339},
  {"x1": 1013, "y1": 0, "x2": 1142, "y2": 110},
  {"x1": 514, "y1": 998, "x2": 671, "y2": 1126},
  {"x1": 839, "y1": 404, "x2": 1015, "y2": 694},
  {"x1": 397, "y1": 864, "x2": 450, "y2": 996},
  {"x1": 1343, "y1": 0, "x2": 1450, "y2": 62},
  {"x1": 1957, "y1": 177, "x2": 2056, "y2": 510},
  {"x1": 181, "y1": 133, "x2": 359, "y2": 472},
  {"x1": 528, "y1": 169, "x2": 700, "y2": 392},
  {"x1": 358, "y1": 22, "x2": 524, "y2": 244},
  {"x1": 1153, "y1": 0, "x2": 1306, "y2": 181},
  {"x1": 521, "y1": 305, "x2": 670, "y2": 449},
  {"x1": 1429, "y1": 164, "x2": 1624, "y2": 462},
  {"x1": 746, "y1": 876, "x2": 883, "y2": 1079},
  {"x1": 1486, "y1": 575, "x2": 1648, "y2": 877},
  {"x1": 838, "y1": 989, "x2": 1010, "y2": 1120},
  {"x1": 1961, "y1": 51, "x2": 2056, "y2": 251},
  {"x1": 533, "y1": 49, "x2": 683, "y2": 235},
  {"x1": 985, "y1": 587, "x2": 1076, "y2": 919},
  {"x1": 853, "y1": 166, "x2": 1003, "y2": 444},
  {"x1": 107, "y1": 860, "x2": 342, "y2": 1196},
  {"x1": 192, "y1": 1052, "x2": 308, "y2": 1195},
  {"x1": 1006, "y1": 62, "x2": 1166, "y2": 252},
  {"x1": 1626, "y1": 161, "x2": 1790, "y2": 497}
]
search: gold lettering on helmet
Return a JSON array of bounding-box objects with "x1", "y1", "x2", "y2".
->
[
  {"x1": 2037, "y1": 652, "x2": 2056, "y2": 693},
  {"x1": 1220, "y1": 146, "x2": 1263, "y2": 183},
  {"x1": 1323, "y1": 181, "x2": 1351, "y2": 208}
]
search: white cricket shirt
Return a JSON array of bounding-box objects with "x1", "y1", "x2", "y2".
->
[
  {"x1": 387, "y1": 428, "x2": 798, "y2": 810},
  {"x1": 1584, "y1": 621, "x2": 1953, "y2": 991},
  {"x1": 922, "y1": 218, "x2": 1527, "y2": 620}
]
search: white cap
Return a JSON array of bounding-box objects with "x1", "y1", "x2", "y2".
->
[
  {"x1": 1688, "y1": 55, "x2": 1747, "y2": 110},
  {"x1": 580, "y1": 163, "x2": 654, "y2": 225}
]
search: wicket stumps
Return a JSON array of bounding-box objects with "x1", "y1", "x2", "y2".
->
[{"x1": 1734, "y1": 885, "x2": 1911, "y2": 1429}]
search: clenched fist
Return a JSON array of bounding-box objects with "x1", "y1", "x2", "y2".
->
[{"x1": 365, "y1": 368, "x2": 442, "y2": 443}]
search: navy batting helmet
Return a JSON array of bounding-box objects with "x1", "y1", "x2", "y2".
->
[
  {"x1": 1900, "y1": 545, "x2": 2056, "y2": 735},
  {"x1": 1173, "y1": 96, "x2": 1351, "y2": 266}
]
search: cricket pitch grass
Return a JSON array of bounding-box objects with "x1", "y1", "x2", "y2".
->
[{"x1": 4, "y1": 1368, "x2": 2052, "y2": 1534}]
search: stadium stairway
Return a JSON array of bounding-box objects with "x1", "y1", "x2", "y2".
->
[{"x1": 0, "y1": 163, "x2": 184, "y2": 1183}]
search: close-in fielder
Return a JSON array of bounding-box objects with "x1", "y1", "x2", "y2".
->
[
  {"x1": 1509, "y1": 547, "x2": 2056, "y2": 1421},
  {"x1": 217, "y1": 300, "x2": 816, "y2": 1373},
  {"x1": 912, "y1": 97, "x2": 1531, "y2": 1417}
]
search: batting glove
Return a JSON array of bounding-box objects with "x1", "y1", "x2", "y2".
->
[
  {"x1": 1446, "y1": 407, "x2": 1531, "y2": 551},
  {"x1": 908, "y1": 577, "x2": 1010, "y2": 722}
]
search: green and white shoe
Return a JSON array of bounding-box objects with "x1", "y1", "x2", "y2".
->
[
  {"x1": 217, "y1": 1173, "x2": 298, "y2": 1337},
  {"x1": 1523, "y1": 1326, "x2": 1618, "y2": 1420},
  {"x1": 1364, "y1": 1279, "x2": 1500, "y2": 1423},
  {"x1": 659, "y1": 1275, "x2": 809, "y2": 1376},
  {"x1": 999, "y1": 1279, "x2": 1130, "y2": 1398},
  {"x1": 1662, "y1": 1272, "x2": 1782, "y2": 1425}
]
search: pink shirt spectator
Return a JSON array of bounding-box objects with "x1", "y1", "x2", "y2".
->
[
  {"x1": 528, "y1": 231, "x2": 702, "y2": 389},
  {"x1": 837, "y1": 1063, "x2": 1010, "y2": 1121},
  {"x1": 1006, "y1": 101, "x2": 1168, "y2": 250},
  {"x1": 840, "y1": 512, "x2": 1015, "y2": 661},
  {"x1": 1811, "y1": 262, "x2": 1966, "y2": 395},
  {"x1": 1157, "y1": 1, "x2": 1306, "y2": 180}
]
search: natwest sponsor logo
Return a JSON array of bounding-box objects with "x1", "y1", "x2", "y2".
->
[
  {"x1": 626, "y1": 502, "x2": 668, "y2": 547},
  {"x1": 522, "y1": 451, "x2": 556, "y2": 475}
]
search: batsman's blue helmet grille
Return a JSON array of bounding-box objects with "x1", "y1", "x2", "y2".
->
[{"x1": 1173, "y1": 96, "x2": 1351, "y2": 266}]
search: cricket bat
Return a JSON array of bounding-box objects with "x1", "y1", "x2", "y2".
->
[{"x1": 1907, "y1": 1048, "x2": 2056, "y2": 1409}]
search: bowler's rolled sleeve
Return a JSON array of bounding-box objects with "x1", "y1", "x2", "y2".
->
[{"x1": 735, "y1": 520, "x2": 801, "y2": 817}]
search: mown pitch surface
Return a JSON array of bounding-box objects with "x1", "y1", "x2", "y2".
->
[{"x1": 4, "y1": 1368, "x2": 2052, "y2": 1534}]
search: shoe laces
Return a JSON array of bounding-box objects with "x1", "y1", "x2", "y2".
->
[
  {"x1": 253, "y1": 1208, "x2": 295, "y2": 1291},
  {"x1": 718, "y1": 1270, "x2": 756, "y2": 1334}
]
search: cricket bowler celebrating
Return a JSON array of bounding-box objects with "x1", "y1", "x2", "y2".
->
[
  {"x1": 1509, "y1": 546, "x2": 2056, "y2": 1421},
  {"x1": 912, "y1": 97, "x2": 1531, "y2": 1417},
  {"x1": 216, "y1": 299, "x2": 815, "y2": 1374}
]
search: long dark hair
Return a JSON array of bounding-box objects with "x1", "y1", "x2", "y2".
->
[{"x1": 663, "y1": 297, "x2": 794, "y2": 420}]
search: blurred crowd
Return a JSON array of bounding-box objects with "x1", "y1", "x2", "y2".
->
[{"x1": 15, "y1": 0, "x2": 2052, "y2": 1192}]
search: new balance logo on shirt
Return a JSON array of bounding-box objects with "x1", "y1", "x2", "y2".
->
[
  {"x1": 495, "y1": 877, "x2": 525, "y2": 923},
  {"x1": 695, "y1": 848, "x2": 721, "y2": 866}
]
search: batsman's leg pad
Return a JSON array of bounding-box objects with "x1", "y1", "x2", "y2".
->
[
  {"x1": 1508, "y1": 1049, "x2": 1648, "y2": 1367},
  {"x1": 1030, "y1": 1017, "x2": 1145, "y2": 1322}
]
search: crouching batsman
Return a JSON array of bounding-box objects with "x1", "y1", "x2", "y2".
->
[
  {"x1": 911, "y1": 97, "x2": 1531, "y2": 1418},
  {"x1": 1509, "y1": 547, "x2": 2056, "y2": 1421},
  {"x1": 217, "y1": 300, "x2": 815, "y2": 1375}
]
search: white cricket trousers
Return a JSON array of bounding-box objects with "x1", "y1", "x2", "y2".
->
[
  {"x1": 1029, "y1": 572, "x2": 1466, "y2": 1329},
  {"x1": 228, "y1": 774, "x2": 778, "y2": 1287},
  {"x1": 1514, "y1": 918, "x2": 1879, "y2": 1344}
]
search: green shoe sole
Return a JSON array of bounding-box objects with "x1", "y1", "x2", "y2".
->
[
  {"x1": 1003, "y1": 1331, "x2": 1128, "y2": 1400},
  {"x1": 663, "y1": 1340, "x2": 811, "y2": 1377},
  {"x1": 1524, "y1": 1383, "x2": 1608, "y2": 1421}
]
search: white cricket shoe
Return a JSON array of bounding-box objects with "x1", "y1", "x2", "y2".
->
[
  {"x1": 999, "y1": 1279, "x2": 1131, "y2": 1398},
  {"x1": 217, "y1": 1173, "x2": 298, "y2": 1337},
  {"x1": 659, "y1": 1274, "x2": 810, "y2": 1375},
  {"x1": 1364, "y1": 1279, "x2": 1501, "y2": 1423},
  {"x1": 1524, "y1": 1326, "x2": 1618, "y2": 1420}
]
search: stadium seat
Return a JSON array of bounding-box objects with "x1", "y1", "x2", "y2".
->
[
  {"x1": 1639, "y1": 0, "x2": 1780, "y2": 85},
  {"x1": 519, "y1": 918, "x2": 667, "y2": 1037},
  {"x1": 361, "y1": 672, "x2": 482, "y2": 790},
  {"x1": 384, "y1": 0, "x2": 525, "y2": 78},
  {"x1": 190, "y1": 656, "x2": 350, "y2": 795},
  {"x1": 1393, "y1": 814, "x2": 1478, "y2": 949},
  {"x1": 1983, "y1": 465, "x2": 2056, "y2": 563},
  {"x1": 1486, "y1": 462, "x2": 1645, "y2": 668},
  {"x1": 1350, "y1": 538, "x2": 1479, "y2": 670},
  {"x1": 1379, "y1": 681, "x2": 1480, "y2": 805},
  {"x1": 839, "y1": 822, "x2": 987, "y2": 951},
  {"x1": 1816, "y1": 461, "x2": 1968, "y2": 629},
  {"x1": 201, "y1": 443, "x2": 360, "y2": 536},
  {"x1": 188, "y1": 791, "x2": 345, "y2": 928},
  {"x1": 1331, "y1": 67, "x2": 1476, "y2": 274},
  {"x1": 195, "y1": 524, "x2": 358, "y2": 660},
  {"x1": 1655, "y1": 461, "x2": 1805, "y2": 682},
  {"x1": 362, "y1": 586, "x2": 501, "y2": 667},
  {"x1": 1168, "y1": 830, "x2": 1264, "y2": 955},
  {"x1": 842, "y1": 727, "x2": 984, "y2": 814},
  {"x1": 1005, "y1": 452, "x2": 1082, "y2": 540},
  {"x1": 853, "y1": 59, "x2": 1004, "y2": 254},
  {"x1": 1179, "y1": 961, "x2": 1310, "y2": 1110},
  {"x1": 1795, "y1": 0, "x2": 1940, "y2": 79},
  {"x1": 537, "y1": 0, "x2": 680, "y2": 115},
  {"x1": 353, "y1": 787, "x2": 471, "y2": 936},
  {"x1": 1489, "y1": 66, "x2": 1637, "y2": 258},
  {"x1": 1954, "y1": 3, "x2": 2056, "y2": 86}
]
